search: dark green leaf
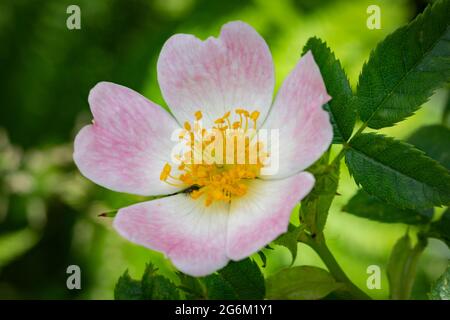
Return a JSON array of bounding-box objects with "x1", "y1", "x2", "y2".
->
[
  {"x1": 443, "y1": 91, "x2": 450, "y2": 127},
  {"x1": 303, "y1": 37, "x2": 355, "y2": 143},
  {"x1": 274, "y1": 224, "x2": 303, "y2": 264},
  {"x1": 343, "y1": 189, "x2": 433, "y2": 225},
  {"x1": 356, "y1": 0, "x2": 450, "y2": 129},
  {"x1": 177, "y1": 273, "x2": 206, "y2": 299},
  {"x1": 180, "y1": 258, "x2": 266, "y2": 300},
  {"x1": 200, "y1": 274, "x2": 238, "y2": 299},
  {"x1": 429, "y1": 263, "x2": 450, "y2": 300},
  {"x1": 301, "y1": 159, "x2": 340, "y2": 233},
  {"x1": 345, "y1": 133, "x2": 450, "y2": 210},
  {"x1": 428, "y1": 208, "x2": 450, "y2": 247},
  {"x1": 387, "y1": 233, "x2": 427, "y2": 300},
  {"x1": 140, "y1": 263, "x2": 180, "y2": 300},
  {"x1": 114, "y1": 270, "x2": 143, "y2": 300},
  {"x1": 407, "y1": 124, "x2": 450, "y2": 170},
  {"x1": 216, "y1": 258, "x2": 265, "y2": 299},
  {"x1": 266, "y1": 266, "x2": 343, "y2": 300}
]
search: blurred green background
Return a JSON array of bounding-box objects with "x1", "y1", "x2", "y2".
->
[{"x1": 0, "y1": 0, "x2": 448, "y2": 299}]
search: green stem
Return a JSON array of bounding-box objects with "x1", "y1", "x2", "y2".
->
[{"x1": 299, "y1": 232, "x2": 371, "y2": 300}]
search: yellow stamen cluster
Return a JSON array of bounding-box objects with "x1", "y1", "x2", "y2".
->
[{"x1": 160, "y1": 109, "x2": 269, "y2": 206}]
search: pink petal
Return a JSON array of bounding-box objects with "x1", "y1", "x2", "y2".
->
[
  {"x1": 74, "y1": 82, "x2": 182, "y2": 196},
  {"x1": 226, "y1": 171, "x2": 315, "y2": 260},
  {"x1": 114, "y1": 194, "x2": 230, "y2": 277},
  {"x1": 261, "y1": 51, "x2": 332, "y2": 179},
  {"x1": 157, "y1": 21, "x2": 274, "y2": 127}
]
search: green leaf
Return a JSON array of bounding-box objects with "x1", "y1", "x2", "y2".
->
[
  {"x1": 303, "y1": 37, "x2": 355, "y2": 143},
  {"x1": 443, "y1": 91, "x2": 450, "y2": 127},
  {"x1": 407, "y1": 124, "x2": 450, "y2": 170},
  {"x1": 429, "y1": 263, "x2": 450, "y2": 300},
  {"x1": 301, "y1": 158, "x2": 340, "y2": 233},
  {"x1": 216, "y1": 258, "x2": 265, "y2": 299},
  {"x1": 387, "y1": 233, "x2": 427, "y2": 300},
  {"x1": 114, "y1": 264, "x2": 180, "y2": 300},
  {"x1": 428, "y1": 208, "x2": 450, "y2": 247},
  {"x1": 141, "y1": 263, "x2": 180, "y2": 300},
  {"x1": 200, "y1": 274, "x2": 238, "y2": 299},
  {"x1": 274, "y1": 224, "x2": 303, "y2": 264},
  {"x1": 343, "y1": 189, "x2": 433, "y2": 225},
  {"x1": 345, "y1": 133, "x2": 450, "y2": 210},
  {"x1": 179, "y1": 258, "x2": 265, "y2": 300},
  {"x1": 266, "y1": 266, "x2": 343, "y2": 300},
  {"x1": 114, "y1": 270, "x2": 143, "y2": 300},
  {"x1": 356, "y1": 0, "x2": 450, "y2": 129},
  {"x1": 177, "y1": 273, "x2": 206, "y2": 299}
]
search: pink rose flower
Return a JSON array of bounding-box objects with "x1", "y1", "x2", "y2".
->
[{"x1": 73, "y1": 21, "x2": 332, "y2": 276}]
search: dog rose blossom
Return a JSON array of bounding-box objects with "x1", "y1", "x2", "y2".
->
[{"x1": 73, "y1": 21, "x2": 332, "y2": 276}]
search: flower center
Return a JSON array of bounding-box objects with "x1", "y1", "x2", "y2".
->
[{"x1": 160, "y1": 109, "x2": 269, "y2": 206}]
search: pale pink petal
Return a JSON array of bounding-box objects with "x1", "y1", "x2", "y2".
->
[
  {"x1": 226, "y1": 171, "x2": 315, "y2": 260},
  {"x1": 114, "y1": 194, "x2": 230, "y2": 277},
  {"x1": 261, "y1": 51, "x2": 332, "y2": 179},
  {"x1": 74, "y1": 82, "x2": 182, "y2": 196},
  {"x1": 157, "y1": 21, "x2": 274, "y2": 127}
]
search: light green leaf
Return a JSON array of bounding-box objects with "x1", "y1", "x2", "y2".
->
[
  {"x1": 266, "y1": 266, "x2": 343, "y2": 300},
  {"x1": 408, "y1": 124, "x2": 450, "y2": 170},
  {"x1": 356, "y1": 0, "x2": 450, "y2": 129},
  {"x1": 428, "y1": 208, "x2": 450, "y2": 247},
  {"x1": 303, "y1": 37, "x2": 355, "y2": 143},
  {"x1": 343, "y1": 189, "x2": 433, "y2": 225},
  {"x1": 345, "y1": 133, "x2": 450, "y2": 210},
  {"x1": 387, "y1": 233, "x2": 427, "y2": 300},
  {"x1": 429, "y1": 263, "x2": 450, "y2": 300}
]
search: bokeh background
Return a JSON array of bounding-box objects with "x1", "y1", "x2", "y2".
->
[{"x1": 0, "y1": 0, "x2": 448, "y2": 299}]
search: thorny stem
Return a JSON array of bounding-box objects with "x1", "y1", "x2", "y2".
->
[{"x1": 299, "y1": 232, "x2": 372, "y2": 300}]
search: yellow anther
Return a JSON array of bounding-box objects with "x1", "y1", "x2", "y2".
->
[
  {"x1": 250, "y1": 111, "x2": 260, "y2": 121},
  {"x1": 159, "y1": 163, "x2": 172, "y2": 181},
  {"x1": 160, "y1": 108, "x2": 267, "y2": 207}
]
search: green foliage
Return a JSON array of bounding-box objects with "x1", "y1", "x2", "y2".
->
[
  {"x1": 428, "y1": 208, "x2": 450, "y2": 248},
  {"x1": 429, "y1": 263, "x2": 450, "y2": 300},
  {"x1": 301, "y1": 152, "x2": 340, "y2": 234},
  {"x1": 407, "y1": 125, "x2": 450, "y2": 170},
  {"x1": 214, "y1": 259, "x2": 265, "y2": 299},
  {"x1": 114, "y1": 270, "x2": 143, "y2": 300},
  {"x1": 345, "y1": 133, "x2": 450, "y2": 210},
  {"x1": 387, "y1": 233, "x2": 427, "y2": 300},
  {"x1": 355, "y1": 0, "x2": 450, "y2": 129},
  {"x1": 115, "y1": 264, "x2": 180, "y2": 300},
  {"x1": 178, "y1": 258, "x2": 265, "y2": 300},
  {"x1": 266, "y1": 266, "x2": 343, "y2": 300},
  {"x1": 303, "y1": 37, "x2": 355, "y2": 143},
  {"x1": 343, "y1": 189, "x2": 433, "y2": 225},
  {"x1": 274, "y1": 224, "x2": 303, "y2": 264}
]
